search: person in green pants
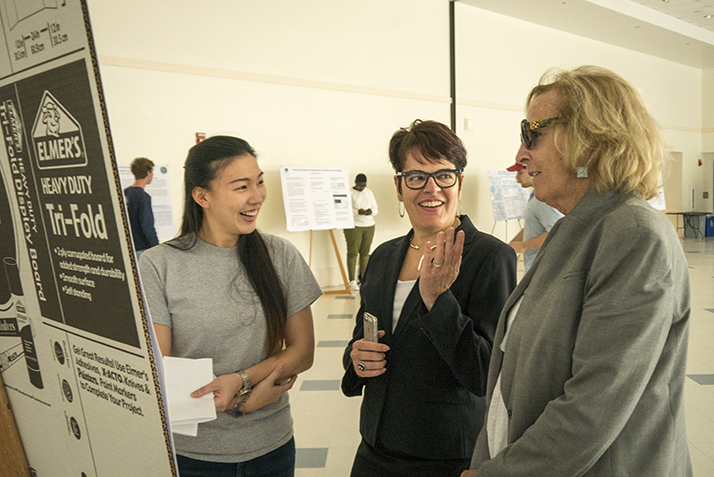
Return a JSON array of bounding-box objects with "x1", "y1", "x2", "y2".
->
[{"x1": 344, "y1": 174, "x2": 378, "y2": 291}]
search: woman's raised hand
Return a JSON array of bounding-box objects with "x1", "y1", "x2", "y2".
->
[{"x1": 419, "y1": 228, "x2": 465, "y2": 310}]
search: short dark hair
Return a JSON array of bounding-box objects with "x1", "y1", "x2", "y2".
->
[
  {"x1": 388, "y1": 119, "x2": 467, "y2": 173},
  {"x1": 130, "y1": 157, "x2": 154, "y2": 180},
  {"x1": 355, "y1": 173, "x2": 367, "y2": 183}
]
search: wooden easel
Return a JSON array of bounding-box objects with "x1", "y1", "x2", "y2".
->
[
  {"x1": 491, "y1": 218, "x2": 522, "y2": 242},
  {"x1": 0, "y1": 374, "x2": 31, "y2": 477},
  {"x1": 308, "y1": 229, "x2": 351, "y2": 295}
]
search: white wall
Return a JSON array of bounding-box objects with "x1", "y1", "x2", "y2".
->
[
  {"x1": 455, "y1": 4, "x2": 706, "y2": 230},
  {"x1": 702, "y1": 153, "x2": 714, "y2": 213},
  {"x1": 86, "y1": 0, "x2": 710, "y2": 285},
  {"x1": 703, "y1": 68, "x2": 714, "y2": 152},
  {"x1": 88, "y1": 0, "x2": 451, "y2": 285},
  {"x1": 703, "y1": 69, "x2": 714, "y2": 207},
  {"x1": 704, "y1": 69, "x2": 714, "y2": 212}
]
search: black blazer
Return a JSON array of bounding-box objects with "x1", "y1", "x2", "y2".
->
[{"x1": 342, "y1": 215, "x2": 516, "y2": 460}]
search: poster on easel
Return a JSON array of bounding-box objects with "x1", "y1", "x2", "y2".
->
[
  {"x1": 279, "y1": 166, "x2": 354, "y2": 232},
  {"x1": 0, "y1": 1, "x2": 175, "y2": 476},
  {"x1": 487, "y1": 171, "x2": 530, "y2": 222}
]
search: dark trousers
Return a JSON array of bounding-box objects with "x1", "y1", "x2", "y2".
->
[
  {"x1": 350, "y1": 439, "x2": 470, "y2": 477},
  {"x1": 176, "y1": 437, "x2": 295, "y2": 477}
]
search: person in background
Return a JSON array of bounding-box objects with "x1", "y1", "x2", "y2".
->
[
  {"x1": 140, "y1": 136, "x2": 322, "y2": 477},
  {"x1": 464, "y1": 66, "x2": 691, "y2": 476},
  {"x1": 124, "y1": 157, "x2": 159, "y2": 258},
  {"x1": 506, "y1": 161, "x2": 563, "y2": 273},
  {"x1": 342, "y1": 120, "x2": 517, "y2": 477},
  {"x1": 344, "y1": 173, "x2": 378, "y2": 291}
]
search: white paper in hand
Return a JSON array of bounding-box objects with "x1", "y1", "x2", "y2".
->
[{"x1": 162, "y1": 356, "x2": 217, "y2": 436}]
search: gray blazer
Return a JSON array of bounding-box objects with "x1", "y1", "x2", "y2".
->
[{"x1": 470, "y1": 188, "x2": 692, "y2": 476}]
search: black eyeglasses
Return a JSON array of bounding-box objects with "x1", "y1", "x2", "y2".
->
[
  {"x1": 396, "y1": 169, "x2": 461, "y2": 190},
  {"x1": 520, "y1": 117, "x2": 562, "y2": 150}
]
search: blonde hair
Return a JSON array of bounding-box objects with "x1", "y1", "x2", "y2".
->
[{"x1": 527, "y1": 66, "x2": 668, "y2": 200}]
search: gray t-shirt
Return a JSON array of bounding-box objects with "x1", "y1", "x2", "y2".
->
[{"x1": 139, "y1": 233, "x2": 322, "y2": 462}]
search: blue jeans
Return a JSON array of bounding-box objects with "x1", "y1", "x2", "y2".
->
[{"x1": 176, "y1": 437, "x2": 295, "y2": 477}]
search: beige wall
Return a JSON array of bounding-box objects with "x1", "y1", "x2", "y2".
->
[
  {"x1": 455, "y1": 4, "x2": 706, "y2": 229},
  {"x1": 703, "y1": 68, "x2": 714, "y2": 163},
  {"x1": 87, "y1": 0, "x2": 711, "y2": 285}
]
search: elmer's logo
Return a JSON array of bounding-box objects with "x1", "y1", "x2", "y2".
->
[{"x1": 32, "y1": 91, "x2": 87, "y2": 170}]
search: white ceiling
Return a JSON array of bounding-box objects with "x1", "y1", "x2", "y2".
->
[
  {"x1": 632, "y1": 0, "x2": 714, "y2": 32},
  {"x1": 459, "y1": 0, "x2": 714, "y2": 69}
]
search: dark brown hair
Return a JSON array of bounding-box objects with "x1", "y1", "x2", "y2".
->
[{"x1": 388, "y1": 119, "x2": 467, "y2": 172}]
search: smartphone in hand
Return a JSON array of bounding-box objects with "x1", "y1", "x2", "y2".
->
[{"x1": 363, "y1": 312, "x2": 379, "y2": 342}]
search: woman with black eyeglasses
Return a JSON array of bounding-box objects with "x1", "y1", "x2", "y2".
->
[{"x1": 341, "y1": 119, "x2": 517, "y2": 476}]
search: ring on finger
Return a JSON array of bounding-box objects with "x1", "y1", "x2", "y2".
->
[
  {"x1": 357, "y1": 362, "x2": 366, "y2": 372},
  {"x1": 432, "y1": 262, "x2": 443, "y2": 268}
]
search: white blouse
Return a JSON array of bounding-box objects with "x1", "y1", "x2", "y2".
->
[
  {"x1": 392, "y1": 279, "x2": 417, "y2": 332},
  {"x1": 487, "y1": 294, "x2": 524, "y2": 458}
]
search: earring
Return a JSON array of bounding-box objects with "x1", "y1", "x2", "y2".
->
[
  {"x1": 398, "y1": 201, "x2": 405, "y2": 218},
  {"x1": 576, "y1": 167, "x2": 588, "y2": 178}
]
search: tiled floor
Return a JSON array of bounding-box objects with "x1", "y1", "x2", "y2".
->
[
  {"x1": 291, "y1": 237, "x2": 714, "y2": 476},
  {"x1": 292, "y1": 294, "x2": 362, "y2": 477}
]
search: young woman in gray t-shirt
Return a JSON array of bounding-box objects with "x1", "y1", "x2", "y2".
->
[{"x1": 140, "y1": 136, "x2": 321, "y2": 476}]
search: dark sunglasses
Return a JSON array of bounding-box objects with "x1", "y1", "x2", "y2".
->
[
  {"x1": 520, "y1": 117, "x2": 562, "y2": 150},
  {"x1": 396, "y1": 169, "x2": 461, "y2": 190}
]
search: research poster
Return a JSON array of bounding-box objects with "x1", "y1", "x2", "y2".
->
[
  {"x1": 649, "y1": 188, "x2": 666, "y2": 211},
  {"x1": 487, "y1": 171, "x2": 530, "y2": 222},
  {"x1": 0, "y1": 1, "x2": 175, "y2": 476},
  {"x1": 280, "y1": 166, "x2": 354, "y2": 232},
  {"x1": 118, "y1": 164, "x2": 175, "y2": 242}
]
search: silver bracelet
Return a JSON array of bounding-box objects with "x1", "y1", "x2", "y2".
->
[
  {"x1": 230, "y1": 370, "x2": 252, "y2": 418},
  {"x1": 237, "y1": 370, "x2": 251, "y2": 391}
]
